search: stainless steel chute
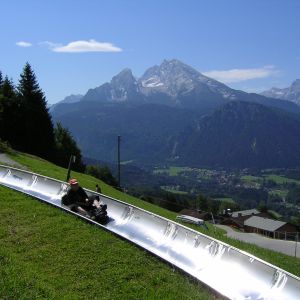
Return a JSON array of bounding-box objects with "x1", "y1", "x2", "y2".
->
[{"x1": 0, "y1": 165, "x2": 299, "y2": 299}]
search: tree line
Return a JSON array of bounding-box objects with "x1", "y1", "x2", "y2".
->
[
  {"x1": 0, "y1": 63, "x2": 118, "y2": 186},
  {"x1": 0, "y1": 63, "x2": 84, "y2": 171}
]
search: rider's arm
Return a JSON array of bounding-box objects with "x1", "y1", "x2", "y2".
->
[
  {"x1": 78, "y1": 187, "x2": 89, "y2": 202},
  {"x1": 61, "y1": 189, "x2": 73, "y2": 205}
]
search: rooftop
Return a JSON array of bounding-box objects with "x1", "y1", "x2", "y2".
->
[{"x1": 244, "y1": 216, "x2": 286, "y2": 232}]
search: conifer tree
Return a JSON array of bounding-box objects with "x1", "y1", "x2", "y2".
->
[
  {"x1": 0, "y1": 71, "x2": 3, "y2": 89},
  {"x1": 0, "y1": 71, "x2": 4, "y2": 114},
  {"x1": 17, "y1": 63, "x2": 55, "y2": 159},
  {"x1": 0, "y1": 71, "x2": 3, "y2": 134},
  {"x1": 0, "y1": 71, "x2": 3, "y2": 105},
  {"x1": 0, "y1": 76, "x2": 19, "y2": 145},
  {"x1": 2, "y1": 76, "x2": 15, "y2": 98}
]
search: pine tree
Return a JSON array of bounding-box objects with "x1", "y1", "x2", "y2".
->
[
  {"x1": 0, "y1": 71, "x2": 4, "y2": 114},
  {"x1": 0, "y1": 71, "x2": 3, "y2": 89},
  {"x1": 17, "y1": 63, "x2": 55, "y2": 159},
  {"x1": 0, "y1": 77, "x2": 19, "y2": 145},
  {"x1": 0, "y1": 72, "x2": 3, "y2": 134},
  {"x1": 2, "y1": 76, "x2": 15, "y2": 98},
  {"x1": 54, "y1": 122, "x2": 85, "y2": 172}
]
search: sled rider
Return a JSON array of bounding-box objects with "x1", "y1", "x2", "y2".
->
[{"x1": 62, "y1": 178, "x2": 94, "y2": 216}]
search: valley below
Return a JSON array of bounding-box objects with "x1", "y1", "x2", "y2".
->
[
  {"x1": 51, "y1": 59, "x2": 300, "y2": 228},
  {"x1": 108, "y1": 161, "x2": 300, "y2": 227}
]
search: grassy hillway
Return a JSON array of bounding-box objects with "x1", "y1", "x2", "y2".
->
[
  {"x1": 0, "y1": 153, "x2": 217, "y2": 300},
  {"x1": 1, "y1": 152, "x2": 300, "y2": 299}
]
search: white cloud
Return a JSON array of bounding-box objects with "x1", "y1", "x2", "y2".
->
[
  {"x1": 49, "y1": 39, "x2": 122, "y2": 53},
  {"x1": 16, "y1": 41, "x2": 32, "y2": 47},
  {"x1": 39, "y1": 41, "x2": 61, "y2": 48},
  {"x1": 203, "y1": 66, "x2": 278, "y2": 83}
]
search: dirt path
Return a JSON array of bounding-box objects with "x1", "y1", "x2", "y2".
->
[{"x1": 0, "y1": 153, "x2": 26, "y2": 169}]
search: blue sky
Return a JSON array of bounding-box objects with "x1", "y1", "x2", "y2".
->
[{"x1": 1, "y1": 0, "x2": 300, "y2": 104}]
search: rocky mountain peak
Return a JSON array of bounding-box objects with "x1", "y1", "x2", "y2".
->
[
  {"x1": 57, "y1": 59, "x2": 300, "y2": 112},
  {"x1": 158, "y1": 59, "x2": 200, "y2": 79},
  {"x1": 111, "y1": 68, "x2": 136, "y2": 88},
  {"x1": 109, "y1": 68, "x2": 139, "y2": 102},
  {"x1": 291, "y1": 79, "x2": 300, "y2": 91},
  {"x1": 261, "y1": 79, "x2": 300, "y2": 105},
  {"x1": 139, "y1": 59, "x2": 205, "y2": 97}
]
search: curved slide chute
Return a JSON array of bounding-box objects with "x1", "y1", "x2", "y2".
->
[{"x1": 0, "y1": 165, "x2": 299, "y2": 299}]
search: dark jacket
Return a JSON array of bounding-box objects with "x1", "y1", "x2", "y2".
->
[{"x1": 62, "y1": 187, "x2": 88, "y2": 206}]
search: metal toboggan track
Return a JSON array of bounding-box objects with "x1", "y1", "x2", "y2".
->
[{"x1": 0, "y1": 165, "x2": 299, "y2": 299}]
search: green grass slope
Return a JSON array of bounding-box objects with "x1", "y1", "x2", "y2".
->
[
  {"x1": 1, "y1": 152, "x2": 300, "y2": 299},
  {"x1": 0, "y1": 152, "x2": 219, "y2": 299},
  {"x1": 0, "y1": 185, "x2": 214, "y2": 299}
]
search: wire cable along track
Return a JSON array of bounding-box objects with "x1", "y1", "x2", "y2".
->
[{"x1": 0, "y1": 165, "x2": 299, "y2": 299}]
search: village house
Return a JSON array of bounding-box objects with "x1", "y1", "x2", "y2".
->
[{"x1": 221, "y1": 209, "x2": 299, "y2": 240}]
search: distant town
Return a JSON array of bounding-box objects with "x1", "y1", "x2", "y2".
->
[{"x1": 144, "y1": 166, "x2": 300, "y2": 227}]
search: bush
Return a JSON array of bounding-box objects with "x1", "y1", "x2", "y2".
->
[
  {"x1": 85, "y1": 165, "x2": 118, "y2": 187},
  {"x1": 0, "y1": 139, "x2": 15, "y2": 155}
]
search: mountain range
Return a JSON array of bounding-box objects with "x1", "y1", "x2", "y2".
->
[
  {"x1": 261, "y1": 79, "x2": 300, "y2": 106},
  {"x1": 54, "y1": 59, "x2": 300, "y2": 113},
  {"x1": 51, "y1": 59, "x2": 300, "y2": 169},
  {"x1": 50, "y1": 94, "x2": 83, "y2": 112},
  {"x1": 172, "y1": 101, "x2": 300, "y2": 168}
]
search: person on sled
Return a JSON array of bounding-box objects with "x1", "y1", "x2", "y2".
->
[
  {"x1": 62, "y1": 178, "x2": 94, "y2": 216},
  {"x1": 62, "y1": 178, "x2": 109, "y2": 224}
]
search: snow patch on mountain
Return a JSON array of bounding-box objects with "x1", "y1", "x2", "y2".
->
[{"x1": 141, "y1": 76, "x2": 164, "y2": 88}]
